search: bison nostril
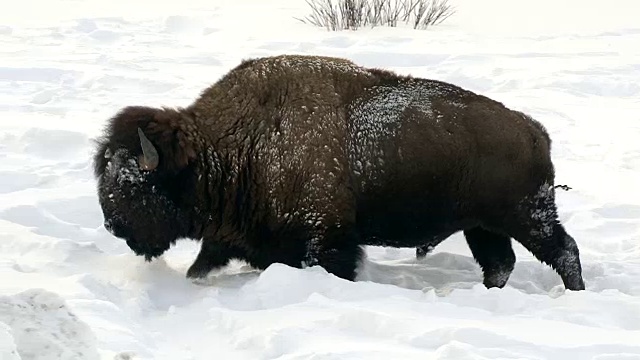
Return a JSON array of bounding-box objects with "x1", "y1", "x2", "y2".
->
[{"x1": 104, "y1": 219, "x2": 129, "y2": 238}]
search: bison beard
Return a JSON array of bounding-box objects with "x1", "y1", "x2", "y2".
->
[{"x1": 93, "y1": 54, "x2": 586, "y2": 291}]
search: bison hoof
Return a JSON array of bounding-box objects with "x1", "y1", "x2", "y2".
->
[
  {"x1": 186, "y1": 266, "x2": 211, "y2": 279},
  {"x1": 482, "y1": 264, "x2": 514, "y2": 289},
  {"x1": 416, "y1": 245, "x2": 434, "y2": 259},
  {"x1": 564, "y1": 276, "x2": 586, "y2": 291}
]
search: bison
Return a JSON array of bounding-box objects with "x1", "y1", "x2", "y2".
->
[{"x1": 93, "y1": 54, "x2": 585, "y2": 291}]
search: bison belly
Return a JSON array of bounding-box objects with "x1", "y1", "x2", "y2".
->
[{"x1": 355, "y1": 187, "x2": 468, "y2": 248}]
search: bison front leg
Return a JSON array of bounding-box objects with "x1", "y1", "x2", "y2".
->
[
  {"x1": 464, "y1": 227, "x2": 516, "y2": 288},
  {"x1": 305, "y1": 224, "x2": 364, "y2": 281},
  {"x1": 186, "y1": 240, "x2": 246, "y2": 279}
]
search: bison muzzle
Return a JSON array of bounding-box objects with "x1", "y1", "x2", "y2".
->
[{"x1": 93, "y1": 54, "x2": 585, "y2": 291}]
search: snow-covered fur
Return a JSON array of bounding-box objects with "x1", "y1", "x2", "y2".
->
[{"x1": 93, "y1": 54, "x2": 585, "y2": 290}]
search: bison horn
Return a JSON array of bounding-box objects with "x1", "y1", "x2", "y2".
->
[{"x1": 137, "y1": 127, "x2": 159, "y2": 171}]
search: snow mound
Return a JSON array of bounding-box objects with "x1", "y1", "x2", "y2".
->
[
  {"x1": 0, "y1": 289, "x2": 99, "y2": 360},
  {"x1": 0, "y1": 322, "x2": 21, "y2": 360}
]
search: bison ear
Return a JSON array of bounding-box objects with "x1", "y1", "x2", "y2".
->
[
  {"x1": 144, "y1": 108, "x2": 197, "y2": 173},
  {"x1": 104, "y1": 105, "x2": 197, "y2": 173},
  {"x1": 173, "y1": 129, "x2": 197, "y2": 169}
]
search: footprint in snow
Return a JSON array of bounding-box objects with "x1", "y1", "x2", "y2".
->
[
  {"x1": 163, "y1": 15, "x2": 209, "y2": 35},
  {"x1": 0, "y1": 67, "x2": 81, "y2": 84},
  {"x1": 0, "y1": 289, "x2": 100, "y2": 360},
  {"x1": 87, "y1": 29, "x2": 123, "y2": 44},
  {"x1": 320, "y1": 36, "x2": 358, "y2": 48},
  {"x1": 114, "y1": 352, "x2": 138, "y2": 360},
  {"x1": 30, "y1": 89, "x2": 56, "y2": 104},
  {"x1": 0, "y1": 205, "x2": 95, "y2": 241},
  {"x1": 594, "y1": 204, "x2": 640, "y2": 220},
  {"x1": 0, "y1": 172, "x2": 42, "y2": 194},
  {"x1": 0, "y1": 25, "x2": 12, "y2": 35},
  {"x1": 38, "y1": 196, "x2": 104, "y2": 230},
  {"x1": 18, "y1": 128, "x2": 90, "y2": 161}
]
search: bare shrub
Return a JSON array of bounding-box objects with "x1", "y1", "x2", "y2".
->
[
  {"x1": 411, "y1": 0, "x2": 455, "y2": 29},
  {"x1": 297, "y1": 0, "x2": 369, "y2": 31},
  {"x1": 297, "y1": 0, "x2": 454, "y2": 31}
]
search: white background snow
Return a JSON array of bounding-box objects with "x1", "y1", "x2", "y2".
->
[{"x1": 1, "y1": 0, "x2": 639, "y2": 358}]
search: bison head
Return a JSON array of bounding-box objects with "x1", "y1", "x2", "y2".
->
[{"x1": 93, "y1": 106, "x2": 199, "y2": 260}]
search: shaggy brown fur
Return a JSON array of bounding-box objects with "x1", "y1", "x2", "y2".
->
[{"x1": 93, "y1": 54, "x2": 585, "y2": 290}]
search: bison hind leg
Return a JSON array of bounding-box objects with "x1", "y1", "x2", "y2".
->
[
  {"x1": 416, "y1": 233, "x2": 454, "y2": 259},
  {"x1": 513, "y1": 221, "x2": 585, "y2": 291},
  {"x1": 507, "y1": 183, "x2": 585, "y2": 291},
  {"x1": 464, "y1": 227, "x2": 516, "y2": 288}
]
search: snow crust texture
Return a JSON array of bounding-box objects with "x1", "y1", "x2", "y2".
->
[
  {"x1": 1, "y1": 0, "x2": 639, "y2": 359},
  {"x1": 0, "y1": 289, "x2": 99, "y2": 360}
]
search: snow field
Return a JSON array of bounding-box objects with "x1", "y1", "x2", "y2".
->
[{"x1": 0, "y1": 0, "x2": 639, "y2": 358}]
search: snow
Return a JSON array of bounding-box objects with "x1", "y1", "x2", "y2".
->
[
  {"x1": 1, "y1": 0, "x2": 639, "y2": 359},
  {"x1": 0, "y1": 289, "x2": 100, "y2": 360}
]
